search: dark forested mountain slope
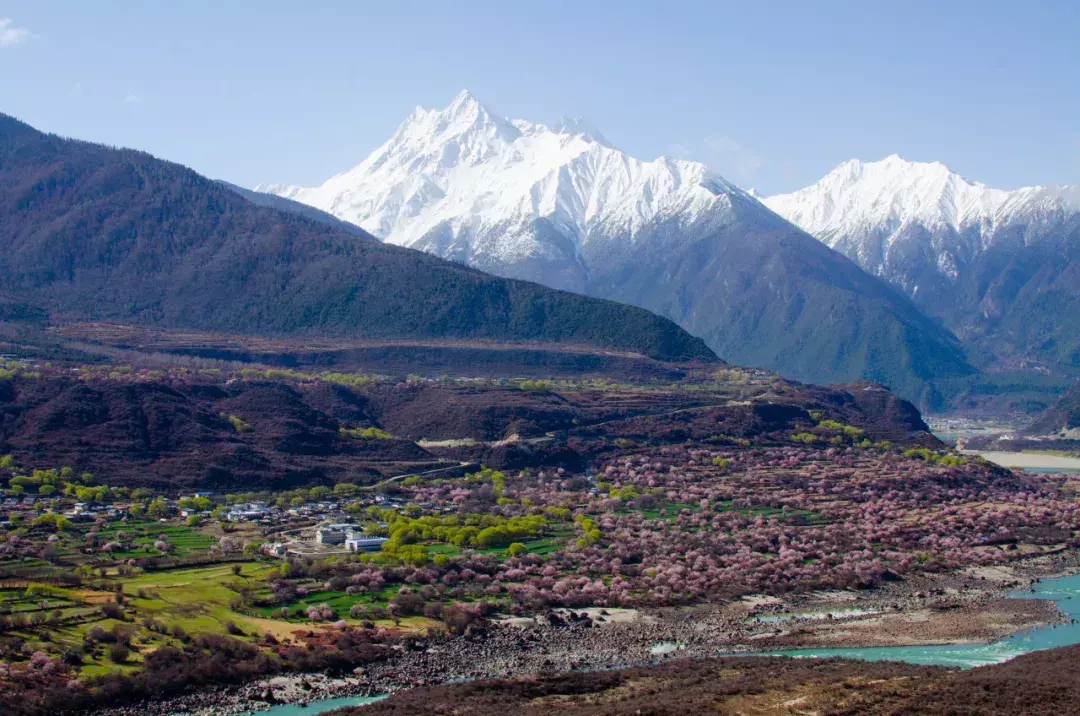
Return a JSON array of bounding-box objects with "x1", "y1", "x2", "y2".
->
[
  {"x1": 578, "y1": 214, "x2": 977, "y2": 404},
  {"x1": 215, "y1": 180, "x2": 373, "y2": 238},
  {"x1": 0, "y1": 113, "x2": 713, "y2": 363}
]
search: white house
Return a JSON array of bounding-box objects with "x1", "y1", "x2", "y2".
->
[
  {"x1": 316, "y1": 527, "x2": 346, "y2": 545},
  {"x1": 345, "y1": 533, "x2": 389, "y2": 553}
]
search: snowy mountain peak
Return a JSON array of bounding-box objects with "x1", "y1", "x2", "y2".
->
[
  {"x1": 436, "y1": 89, "x2": 511, "y2": 132},
  {"x1": 447, "y1": 87, "x2": 483, "y2": 112},
  {"x1": 762, "y1": 155, "x2": 1080, "y2": 324},
  {"x1": 386, "y1": 88, "x2": 520, "y2": 158},
  {"x1": 764, "y1": 156, "x2": 1010, "y2": 240},
  {"x1": 766, "y1": 156, "x2": 1080, "y2": 243},
  {"x1": 553, "y1": 116, "x2": 612, "y2": 147},
  {"x1": 256, "y1": 90, "x2": 759, "y2": 282}
]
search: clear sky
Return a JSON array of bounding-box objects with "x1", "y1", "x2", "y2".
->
[{"x1": 1, "y1": 0, "x2": 1077, "y2": 195}]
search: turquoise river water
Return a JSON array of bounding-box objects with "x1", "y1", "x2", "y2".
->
[
  {"x1": 241, "y1": 694, "x2": 385, "y2": 716},
  {"x1": 766, "y1": 571, "x2": 1080, "y2": 667}
]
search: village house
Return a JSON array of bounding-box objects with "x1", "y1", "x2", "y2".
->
[
  {"x1": 315, "y1": 526, "x2": 347, "y2": 545},
  {"x1": 345, "y1": 532, "x2": 388, "y2": 553},
  {"x1": 226, "y1": 501, "x2": 272, "y2": 522},
  {"x1": 263, "y1": 542, "x2": 289, "y2": 557}
]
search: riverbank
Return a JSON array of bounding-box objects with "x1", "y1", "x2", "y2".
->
[
  {"x1": 338, "y1": 645, "x2": 1080, "y2": 716},
  {"x1": 732, "y1": 552, "x2": 1079, "y2": 651},
  {"x1": 88, "y1": 550, "x2": 1080, "y2": 716},
  {"x1": 963, "y1": 450, "x2": 1080, "y2": 470},
  {"x1": 87, "y1": 673, "x2": 386, "y2": 716}
]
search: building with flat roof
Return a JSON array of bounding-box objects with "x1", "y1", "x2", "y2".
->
[
  {"x1": 345, "y1": 535, "x2": 389, "y2": 553},
  {"x1": 316, "y1": 527, "x2": 346, "y2": 545}
]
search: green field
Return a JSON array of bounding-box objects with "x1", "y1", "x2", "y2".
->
[{"x1": 94, "y1": 521, "x2": 217, "y2": 557}]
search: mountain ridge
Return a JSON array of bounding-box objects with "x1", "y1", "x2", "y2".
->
[
  {"x1": 216, "y1": 180, "x2": 372, "y2": 238},
  {"x1": 764, "y1": 156, "x2": 1080, "y2": 371},
  {"x1": 0, "y1": 111, "x2": 716, "y2": 363},
  {"x1": 764, "y1": 155, "x2": 1079, "y2": 257}
]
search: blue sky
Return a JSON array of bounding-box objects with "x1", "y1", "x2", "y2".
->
[{"x1": 1, "y1": 0, "x2": 1077, "y2": 194}]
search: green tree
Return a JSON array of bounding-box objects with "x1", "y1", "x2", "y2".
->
[{"x1": 332, "y1": 483, "x2": 359, "y2": 497}]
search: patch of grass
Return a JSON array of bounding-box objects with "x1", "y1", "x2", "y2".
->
[
  {"x1": 250, "y1": 583, "x2": 401, "y2": 621},
  {"x1": 93, "y1": 522, "x2": 217, "y2": 557}
]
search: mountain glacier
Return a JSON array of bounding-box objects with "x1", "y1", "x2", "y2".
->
[
  {"x1": 765, "y1": 156, "x2": 1080, "y2": 370},
  {"x1": 764, "y1": 155, "x2": 1079, "y2": 285},
  {"x1": 257, "y1": 89, "x2": 757, "y2": 292},
  {"x1": 255, "y1": 91, "x2": 977, "y2": 401}
]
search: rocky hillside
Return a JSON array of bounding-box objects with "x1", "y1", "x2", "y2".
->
[
  {"x1": 1025, "y1": 380, "x2": 1080, "y2": 438},
  {"x1": 0, "y1": 365, "x2": 936, "y2": 490}
]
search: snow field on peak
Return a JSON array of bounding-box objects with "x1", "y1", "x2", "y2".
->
[
  {"x1": 765, "y1": 155, "x2": 1079, "y2": 243},
  {"x1": 255, "y1": 90, "x2": 751, "y2": 262}
]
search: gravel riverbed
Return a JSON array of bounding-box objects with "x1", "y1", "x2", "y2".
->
[{"x1": 90, "y1": 551, "x2": 1080, "y2": 716}]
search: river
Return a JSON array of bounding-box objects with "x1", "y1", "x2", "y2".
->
[
  {"x1": 763, "y1": 571, "x2": 1080, "y2": 667},
  {"x1": 241, "y1": 695, "x2": 385, "y2": 716},
  {"x1": 244, "y1": 573, "x2": 1080, "y2": 713}
]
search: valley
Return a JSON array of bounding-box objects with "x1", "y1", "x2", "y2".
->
[
  {"x1": 1, "y1": 343, "x2": 1080, "y2": 715},
  {"x1": 1, "y1": 20, "x2": 1078, "y2": 714}
]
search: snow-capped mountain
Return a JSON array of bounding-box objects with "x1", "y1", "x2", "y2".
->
[
  {"x1": 765, "y1": 156, "x2": 1006, "y2": 267},
  {"x1": 765, "y1": 157, "x2": 1080, "y2": 370},
  {"x1": 255, "y1": 91, "x2": 977, "y2": 401},
  {"x1": 258, "y1": 89, "x2": 753, "y2": 292},
  {"x1": 764, "y1": 155, "x2": 1078, "y2": 281}
]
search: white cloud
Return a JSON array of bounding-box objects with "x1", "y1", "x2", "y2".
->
[
  {"x1": 123, "y1": 93, "x2": 141, "y2": 105},
  {"x1": 0, "y1": 18, "x2": 30, "y2": 47}
]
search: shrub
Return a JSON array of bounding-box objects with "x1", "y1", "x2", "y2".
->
[
  {"x1": 339, "y1": 426, "x2": 392, "y2": 440},
  {"x1": 222, "y1": 414, "x2": 253, "y2": 433},
  {"x1": 100, "y1": 602, "x2": 124, "y2": 620}
]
